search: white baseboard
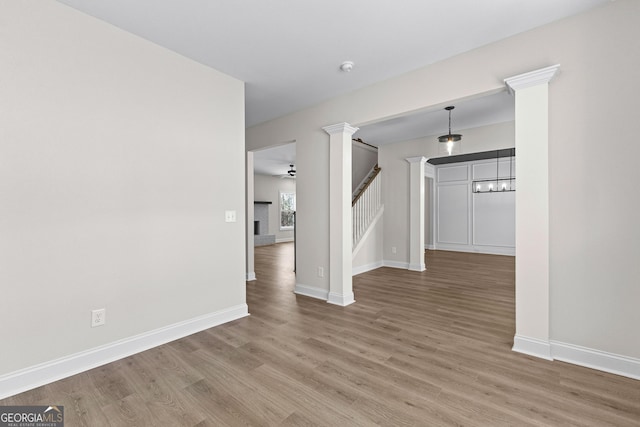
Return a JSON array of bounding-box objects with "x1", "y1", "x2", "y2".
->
[
  {"x1": 550, "y1": 340, "x2": 640, "y2": 380},
  {"x1": 435, "y1": 244, "x2": 515, "y2": 256},
  {"x1": 275, "y1": 237, "x2": 294, "y2": 243},
  {"x1": 246, "y1": 272, "x2": 256, "y2": 281},
  {"x1": 513, "y1": 335, "x2": 639, "y2": 380},
  {"x1": 425, "y1": 244, "x2": 436, "y2": 250},
  {"x1": 327, "y1": 292, "x2": 355, "y2": 307},
  {"x1": 294, "y1": 284, "x2": 328, "y2": 301},
  {"x1": 352, "y1": 260, "x2": 383, "y2": 276},
  {"x1": 383, "y1": 260, "x2": 410, "y2": 269},
  {"x1": 0, "y1": 304, "x2": 249, "y2": 400},
  {"x1": 512, "y1": 334, "x2": 553, "y2": 360}
]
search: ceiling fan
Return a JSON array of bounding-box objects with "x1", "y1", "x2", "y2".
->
[{"x1": 271, "y1": 164, "x2": 296, "y2": 179}]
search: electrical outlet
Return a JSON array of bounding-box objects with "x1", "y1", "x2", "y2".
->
[
  {"x1": 391, "y1": 246, "x2": 397, "y2": 254},
  {"x1": 317, "y1": 267, "x2": 324, "y2": 278},
  {"x1": 91, "y1": 308, "x2": 106, "y2": 327}
]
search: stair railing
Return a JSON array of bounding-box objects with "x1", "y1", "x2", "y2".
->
[{"x1": 352, "y1": 166, "x2": 381, "y2": 248}]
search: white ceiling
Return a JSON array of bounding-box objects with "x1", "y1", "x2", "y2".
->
[
  {"x1": 55, "y1": 0, "x2": 608, "y2": 174},
  {"x1": 253, "y1": 142, "x2": 296, "y2": 177},
  {"x1": 357, "y1": 90, "x2": 515, "y2": 146},
  {"x1": 56, "y1": 0, "x2": 608, "y2": 127}
]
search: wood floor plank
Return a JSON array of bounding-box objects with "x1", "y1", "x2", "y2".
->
[
  {"x1": 135, "y1": 343, "x2": 205, "y2": 390},
  {"x1": 247, "y1": 363, "x2": 373, "y2": 427},
  {"x1": 183, "y1": 349, "x2": 295, "y2": 424},
  {"x1": 183, "y1": 378, "x2": 277, "y2": 426},
  {"x1": 101, "y1": 393, "x2": 162, "y2": 427},
  {"x1": 46, "y1": 373, "x2": 112, "y2": 427},
  {"x1": 2, "y1": 243, "x2": 638, "y2": 426},
  {"x1": 85, "y1": 359, "x2": 136, "y2": 408},
  {"x1": 118, "y1": 353, "x2": 208, "y2": 426}
]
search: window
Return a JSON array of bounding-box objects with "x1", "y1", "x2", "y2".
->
[{"x1": 280, "y1": 191, "x2": 296, "y2": 230}]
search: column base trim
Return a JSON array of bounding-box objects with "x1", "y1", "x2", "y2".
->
[
  {"x1": 408, "y1": 263, "x2": 426, "y2": 272},
  {"x1": 327, "y1": 292, "x2": 355, "y2": 306},
  {"x1": 294, "y1": 284, "x2": 329, "y2": 301}
]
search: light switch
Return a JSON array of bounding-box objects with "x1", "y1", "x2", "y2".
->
[{"x1": 225, "y1": 210, "x2": 237, "y2": 223}]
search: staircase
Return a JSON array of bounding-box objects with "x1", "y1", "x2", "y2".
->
[{"x1": 352, "y1": 164, "x2": 382, "y2": 248}]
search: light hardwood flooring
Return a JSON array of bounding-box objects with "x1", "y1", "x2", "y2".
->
[{"x1": 2, "y1": 243, "x2": 639, "y2": 425}]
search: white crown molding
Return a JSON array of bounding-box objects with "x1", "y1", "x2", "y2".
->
[
  {"x1": 0, "y1": 304, "x2": 249, "y2": 400},
  {"x1": 322, "y1": 122, "x2": 359, "y2": 136},
  {"x1": 504, "y1": 64, "x2": 560, "y2": 94},
  {"x1": 406, "y1": 156, "x2": 427, "y2": 164}
]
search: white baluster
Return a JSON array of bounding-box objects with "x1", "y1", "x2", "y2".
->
[{"x1": 351, "y1": 171, "x2": 382, "y2": 249}]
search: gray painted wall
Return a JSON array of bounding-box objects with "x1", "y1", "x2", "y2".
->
[
  {"x1": 1, "y1": 1, "x2": 246, "y2": 375},
  {"x1": 247, "y1": 0, "x2": 640, "y2": 360}
]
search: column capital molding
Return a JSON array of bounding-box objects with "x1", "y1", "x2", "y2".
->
[
  {"x1": 406, "y1": 156, "x2": 427, "y2": 164},
  {"x1": 505, "y1": 64, "x2": 560, "y2": 94},
  {"x1": 323, "y1": 122, "x2": 359, "y2": 136},
  {"x1": 424, "y1": 163, "x2": 436, "y2": 178}
]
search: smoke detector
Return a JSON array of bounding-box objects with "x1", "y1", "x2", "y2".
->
[{"x1": 340, "y1": 61, "x2": 354, "y2": 72}]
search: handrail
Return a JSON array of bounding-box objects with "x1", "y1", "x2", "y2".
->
[
  {"x1": 352, "y1": 137, "x2": 378, "y2": 151},
  {"x1": 352, "y1": 166, "x2": 381, "y2": 207}
]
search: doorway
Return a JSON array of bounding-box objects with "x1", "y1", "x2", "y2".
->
[{"x1": 246, "y1": 141, "x2": 297, "y2": 281}]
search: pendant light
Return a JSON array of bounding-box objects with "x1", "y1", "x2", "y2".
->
[
  {"x1": 437, "y1": 106, "x2": 462, "y2": 155},
  {"x1": 287, "y1": 164, "x2": 296, "y2": 177}
]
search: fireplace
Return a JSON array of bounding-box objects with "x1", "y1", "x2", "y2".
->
[{"x1": 254, "y1": 201, "x2": 275, "y2": 246}]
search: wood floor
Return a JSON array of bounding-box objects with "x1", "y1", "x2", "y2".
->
[{"x1": 3, "y1": 243, "x2": 639, "y2": 426}]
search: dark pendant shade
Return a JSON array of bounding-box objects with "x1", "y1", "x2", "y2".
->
[{"x1": 437, "y1": 106, "x2": 462, "y2": 143}]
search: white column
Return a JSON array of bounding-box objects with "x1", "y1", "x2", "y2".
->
[
  {"x1": 425, "y1": 163, "x2": 436, "y2": 251},
  {"x1": 505, "y1": 64, "x2": 560, "y2": 360},
  {"x1": 246, "y1": 151, "x2": 256, "y2": 281},
  {"x1": 323, "y1": 123, "x2": 358, "y2": 306},
  {"x1": 406, "y1": 156, "x2": 426, "y2": 272}
]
